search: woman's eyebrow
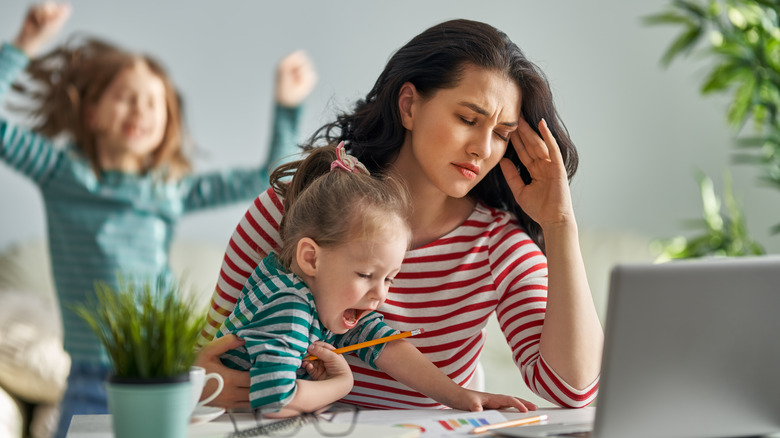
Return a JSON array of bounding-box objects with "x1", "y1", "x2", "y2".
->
[{"x1": 458, "y1": 101, "x2": 518, "y2": 127}]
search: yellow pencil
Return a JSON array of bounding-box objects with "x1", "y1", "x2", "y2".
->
[
  {"x1": 469, "y1": 414, "x2": 548, "y2": 434},
  {"x1": 305, "y1": 328, "x2": 424, "y2": 361}
]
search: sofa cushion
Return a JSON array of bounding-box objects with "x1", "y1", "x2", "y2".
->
[
  {"x1": 0, "y1": 241, "x2": 70, "y2": 405},
  {"x1": 0, "y1": 241, "x2": 54, "y2": 299},
  {"x1": 0, "y1": 290, "x2": 70, "y2": 404},
  {"x1": 0, "y1": 385, "x2": 25, "y2": 438}
]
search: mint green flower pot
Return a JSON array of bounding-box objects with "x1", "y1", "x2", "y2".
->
[{"x1": 106, "y1": 375, "x2": 192, "y2": 438}]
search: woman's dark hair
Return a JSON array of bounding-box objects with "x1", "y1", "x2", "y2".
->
[{"x1": 306, "y1": 19, "x2": 579, "y2": 251}]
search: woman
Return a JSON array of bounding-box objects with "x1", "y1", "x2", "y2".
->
[{"x1": 196, "y1": 18, "x2": 603, "y2": 410}]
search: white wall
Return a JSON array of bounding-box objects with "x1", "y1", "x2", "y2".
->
[{"x1": 2, "y1": 0, "x2": 779, "y2": 255}]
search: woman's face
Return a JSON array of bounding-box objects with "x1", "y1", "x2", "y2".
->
[{"x1": 398, "y1": 64, "x2": 521, "y2": 199}]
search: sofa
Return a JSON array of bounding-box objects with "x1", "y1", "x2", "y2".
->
[{"x1": 0, "y1": 230, "x2": 653, "y2": 437}]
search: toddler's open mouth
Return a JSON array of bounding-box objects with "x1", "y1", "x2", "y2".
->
[{"x1": 342, "y1": 308, "x2": 371, "y2": 328}]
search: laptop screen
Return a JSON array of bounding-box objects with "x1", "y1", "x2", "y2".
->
[{"x1": 593, "y1": 256, "x2": 780, "y2": 438}]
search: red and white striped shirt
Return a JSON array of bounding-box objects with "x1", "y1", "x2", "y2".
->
[{"x1": 199, "y1": 188, "x2": 598, "y2": 408}]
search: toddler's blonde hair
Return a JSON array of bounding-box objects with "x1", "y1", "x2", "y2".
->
[{"x1": 270, "y1": 144, "x2": 411, "y2": 270}]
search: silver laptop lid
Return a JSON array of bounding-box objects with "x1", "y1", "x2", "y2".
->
[{"x1": 594, "y1": 256, "x2": 780, "y2": 438}]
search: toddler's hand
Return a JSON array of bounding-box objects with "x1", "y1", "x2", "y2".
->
[
  {"x1": 302, "y1": 341, "x2": 352, "y2": 382},
  {"x1": 14, "y1": 1, "x2": 72, "y2": 57},
  {"x1": 275, "y1": 50, "x2": 317, "y2": 108}
]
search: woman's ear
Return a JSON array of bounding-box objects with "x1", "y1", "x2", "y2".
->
[
  {"x1": 295, "y1": 237, "x2": 319, "y2": 277},
  {"x1": 398, "y1": 82, "x2": 417, "y2": 130}
]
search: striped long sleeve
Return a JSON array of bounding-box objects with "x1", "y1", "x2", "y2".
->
[
  {"x1": 201, "y1": 188, "x2": 599, "y2": 408},
  {"x1": 0, "y1": 43, "x2": 61, "y2": 184},
  {"x1": 181, "y1": 104, "x2": 302, "y2": 213}
]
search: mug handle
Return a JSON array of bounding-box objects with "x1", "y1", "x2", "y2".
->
[{"x1": 197, "y1": 372, "x2": 225, "y2": 408}]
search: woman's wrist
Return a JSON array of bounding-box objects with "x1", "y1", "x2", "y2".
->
[{"x1": 539, "y1": 216, "x2": 578, "y2": 240}]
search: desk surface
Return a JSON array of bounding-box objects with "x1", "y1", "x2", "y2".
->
[{"x1": 66, "y1": 407, "x2": 595, "y2": 438}]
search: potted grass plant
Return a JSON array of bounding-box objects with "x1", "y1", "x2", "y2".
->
[{"x1": 71, "y1": 277, "x2": 207, "y2": 438}]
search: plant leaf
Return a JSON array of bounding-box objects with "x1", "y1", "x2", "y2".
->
[
  {"x1": 661, "y1": 26, "x2": 705, "y2": 66},
  {"x1": 701, "y1": 60, "x2": 747, "y2": 93},
  {"x1": 728, "y1": 72, "x2": 758, "y2": 128},
  {"x1": 643, "y1": 11, "x2": 696, "y2": 26}
]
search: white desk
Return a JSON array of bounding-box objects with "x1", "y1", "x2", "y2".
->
[{"x1": 66, "y1": 407, "x2": 595, "y2": 438}]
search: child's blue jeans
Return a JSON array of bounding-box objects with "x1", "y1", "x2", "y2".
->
[{"x1": 54, "y1": 362, "x2": 111, "y2": 438}]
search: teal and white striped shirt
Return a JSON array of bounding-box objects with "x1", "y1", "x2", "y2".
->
[
  {"x1": 217, "y1": 253, "x2": 397, "y2": 411},
  {"x1": 0, "y1": 42, "x2": 302, "y2": 365}
]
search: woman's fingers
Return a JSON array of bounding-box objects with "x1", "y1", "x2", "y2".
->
[
  {"x1": 195, "y1": 335, "x2": 251, "y2": 409},
  {"x1": 515, "y1": 117, "x2": 549, "y2": 162},
  {"x1": 538, "y1": 118, "x2": 564, "y2": 167},
  {"x1": 499, "y1": 158, "x2": 525, "y2": 199},
  {"x1": 509, "y1": 129, "x2": 533, "y2": 166},
  {"x1": 198, "y1": 333, "x2": 245, "y2": 359},
  {"x1": 511, "y1": 117, "x2": 567, "y2": 183},
  {"x1": 213, "y1": 366, "x2": 252, "y2": 408}
]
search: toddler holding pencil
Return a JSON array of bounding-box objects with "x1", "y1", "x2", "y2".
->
[{"x1": 216, "y1": 143, "x2": 535, "y2": 415}]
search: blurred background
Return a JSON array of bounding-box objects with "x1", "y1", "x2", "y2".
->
[
  {"x1": 2, "y1": 0, "x2": 779, "y2": 255},
  {"x1": 3, "y1": 0, "x2": 780, "y2": 420}
]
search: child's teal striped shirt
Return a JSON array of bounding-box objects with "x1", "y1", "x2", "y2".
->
[
  {"x1": 0, "y1": 42, "x2": 302, "y2": 365},
  {"x1": 217, "y1": 253, "x2": 397, "y2": 410}
]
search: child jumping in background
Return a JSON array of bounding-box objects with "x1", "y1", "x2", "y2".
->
[
  {"x1": 217, "y1": 143, "x2": 533, "y2": 415},
  {"x1": 0, "y1": 3, "x2": 316, "y2": 436}
]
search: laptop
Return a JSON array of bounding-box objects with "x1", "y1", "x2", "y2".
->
[{"x1": 495, "y1": 256, "x2": 780, "y2": 438}]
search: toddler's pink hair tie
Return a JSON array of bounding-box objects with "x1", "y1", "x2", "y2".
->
[{"x1": 330, "y1": 141, "x2": 370, "y2": 175}]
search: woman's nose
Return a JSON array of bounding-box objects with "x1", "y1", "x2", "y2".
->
[{"x1": 466, "y1": 129, "x2": 492, "y2": 159}]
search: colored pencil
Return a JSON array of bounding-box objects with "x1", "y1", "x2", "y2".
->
[
  {"x1": 305, "y1": 328, "x2": 424, "y2": 361},
  {"x1": 469, "y1": 414, "x2": 549, "y2": 434}
]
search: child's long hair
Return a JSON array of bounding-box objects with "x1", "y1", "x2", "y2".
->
[
  {"x1": 11, "y1": 35, "x2": 191, "y2": 177},
  {"x1": 269, "y1": 144, "x2": 411, "y2": 270}
]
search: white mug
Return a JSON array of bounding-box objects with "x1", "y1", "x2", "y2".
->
[{"x1": 189, "y1": 366, "x2": 224, "y2": 414}]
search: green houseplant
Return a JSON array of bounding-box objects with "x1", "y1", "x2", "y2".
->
[
  {"x1": 651, "y1": 170, "x2": 765, "y2": 260},
  {"x1": 645, "y1": 0, "x2": 780, "y2": 258},
  {"x1": 71, "y1": 278, "x2": 206, "y2": 438}
]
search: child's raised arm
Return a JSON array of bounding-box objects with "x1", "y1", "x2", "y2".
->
[
  {"x1": 266, "y1": 50, "x2": 318, "y2": 171},
  {"x1": 375, "y1": 339, "x2": 538, "y2": 412},
  {"x1": 13, "y1": 1, "x2": 71, "y2": 57}
]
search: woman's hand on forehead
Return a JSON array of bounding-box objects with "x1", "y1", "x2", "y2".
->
[{"x1": 500, "y1": 118, "x2": 574, "y2": 229}]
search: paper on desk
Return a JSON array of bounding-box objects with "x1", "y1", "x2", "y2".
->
[{"x1": 356, "y1": 409, "x2": 508, "y2": 437}]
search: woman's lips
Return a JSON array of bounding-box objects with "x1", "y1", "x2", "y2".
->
[{"x1": 453, "y1": 162, "x2": 480, "y2": 180}]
